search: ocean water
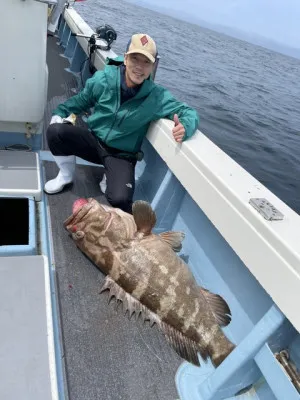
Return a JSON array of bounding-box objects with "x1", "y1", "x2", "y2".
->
[{"x1": 74, "y1": 0, "x2": 300, "y2": 214}]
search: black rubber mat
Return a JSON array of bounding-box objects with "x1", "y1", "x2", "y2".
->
[{"x1": 43, "y1": 34, "x2": 182, "y2": 400}]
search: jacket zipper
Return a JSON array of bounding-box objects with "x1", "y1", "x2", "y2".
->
[
  {"x1": 104, "y1": 72, "x2": 147, "y2": 141},
  {"x1": 104, "y1": 79, "x2": 120, "y2": 142},
  {"x1": 117, "y1": 109, "x2": 130, "y2": 127}
]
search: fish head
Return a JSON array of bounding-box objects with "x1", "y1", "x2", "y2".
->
[
  {"x1": 64, "y1": 198, "x2": 137, "y2": 242},
  {"x1": 73, "y1": 198, "x2": 89, "y2": 214}
]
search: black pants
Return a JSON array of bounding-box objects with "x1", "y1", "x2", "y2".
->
[{"x1": 47, "y1": 123, "x2": 136, "y2": 213}]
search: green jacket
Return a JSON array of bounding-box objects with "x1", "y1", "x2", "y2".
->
[{"x1": 53, "y1": 57, "x2": 199, "y2": 154}]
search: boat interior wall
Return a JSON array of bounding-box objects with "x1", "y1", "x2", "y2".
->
[
  {"x1": 136, "y1": 135, "x2": 300, "y2": 399},
  {"x1": 0, "y1": 130, "x2": 43, "y2": 150},
  {"x1": 136, "y1": 134, "x2": 299, "y2": 337},
  {"x1": 290, "y1": 336, "x2": 300, "y2": 371},
  {"x1": 0, "y1": 1, "x2": 48, "y2": 131},
  {"x1": 146, "y1": 118, "x2": 300, "y2": 335}
]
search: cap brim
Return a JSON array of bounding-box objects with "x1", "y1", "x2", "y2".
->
[{"x1": 125, "y1": 49, "x2": 155, "y2": 63}]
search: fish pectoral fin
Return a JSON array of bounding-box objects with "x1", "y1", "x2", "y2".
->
[
  {"x1": 200, "y1": 288, "x2": 232, "y2": 327},
  {"x1": 99, "y1": 276, "x2": 159, "y2": 324},
  {"x1": 132, "y1": 200, "x2": 156, "y2": 235},
  {"x1": 158, "y1": 231, "x2": 185, "y2": 252},
  {"x1": 160, "y1": 322, "x2": 202, "y2": 366}
]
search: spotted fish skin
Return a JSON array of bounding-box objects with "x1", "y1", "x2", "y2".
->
[
  {"x1": 109, "y1": 234, "x2": 234, "y2": 367},
  {"x1": 64, "y1": 198, "x2": 235, "y2": 367},
  {"x1": 64, "y1": 198, "x2": 137, "y2": 263}
]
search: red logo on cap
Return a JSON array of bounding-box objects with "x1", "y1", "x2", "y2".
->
[{"x1": 140, "y1": 35, "x2": 148, "y2": 46}]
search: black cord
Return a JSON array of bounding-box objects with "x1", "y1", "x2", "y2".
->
[
  {"x1": 1, "y1": 144, "x2": 32, "y2": 151},
  {"x1": 79, "y1": 39, "x2": 98, "y2": 87},
  {"x1": 79, "y1": 57, "x2": 89, "y2": 87},
  {"x1": 65, "y1": 1, "x2": 79, "y2": 8}
]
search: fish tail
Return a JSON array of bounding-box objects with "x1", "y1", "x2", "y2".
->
[{"x1": 208, "y1": 330, "x2": 236, "y2": 367}]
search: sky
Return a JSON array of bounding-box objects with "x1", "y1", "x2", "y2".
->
[{"x1": 140, "y1": 0, "x2": 300, "y2": 49}]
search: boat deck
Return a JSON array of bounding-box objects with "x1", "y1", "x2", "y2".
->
[{"x1": 44, "y1": 35, "x2": 181, "y2": 400}]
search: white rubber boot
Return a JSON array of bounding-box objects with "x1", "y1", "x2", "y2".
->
[
  {"x1": 44, "y1": 155, "x2": 76, "y2": 194},
  {"x1": 47, "y1": 21, "x2": 58, "y2": 35},
  {"x1": 99, "y1": 173, "x2": 107, "y2": 194}
]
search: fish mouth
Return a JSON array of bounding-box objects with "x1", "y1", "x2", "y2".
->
[
  {"x1": 63, "y1": 198, "x2": 93, "y2": 232},
  {"x1": 64, "y1": 198, "x2": 110, "y2": 232}
]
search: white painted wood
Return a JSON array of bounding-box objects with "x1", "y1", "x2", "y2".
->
[{"x1": 0, "y1": 1, "x2": 48, "y2": 125}]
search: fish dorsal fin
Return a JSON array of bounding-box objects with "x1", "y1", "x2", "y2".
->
[
  {"x1": 100, "y1": 276, "x2": 203, "y2": 366},
  {"x1": 200, "y1": 288, "x2": 232, "y2": 327},
  {"x1": 132, "y1": 200, "x2": 156, "y2": 235},
  {"x1": 159, "y1": 231, "x2": 185, "y2": 252}
]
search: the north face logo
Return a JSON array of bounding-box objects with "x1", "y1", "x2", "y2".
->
[{"x1": 140, "y1": 35, "x2": 148, "y2": 46}]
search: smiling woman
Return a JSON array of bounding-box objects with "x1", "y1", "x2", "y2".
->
[
  {"x1": 124, "y1": 53, "x2": 154, "y2": 86},
  {"x1": 124, "y1": 33, "x2": 157, "y2": 85},
  {"x1": 43, "y1": 31, "x2": 199, "y2": 213}
]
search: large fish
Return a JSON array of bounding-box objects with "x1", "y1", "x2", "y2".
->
[{"x1": 64, "y1": 198, "x2": 235, "y2": 367}]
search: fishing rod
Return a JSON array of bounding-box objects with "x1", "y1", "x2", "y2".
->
[
  {"x1": 71, "y1": 25, "x2": 117, "y2": 51},
  {"x1": 65, "y1": 0, "x2": 87, "y2": 7},
  {"x1": 71, "y1": 25, "x2": 117, "y2": 83}
]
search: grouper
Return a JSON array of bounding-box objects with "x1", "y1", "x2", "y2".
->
[{"x1": 64, "y1": 198, "x2": 235, "y2": 367}]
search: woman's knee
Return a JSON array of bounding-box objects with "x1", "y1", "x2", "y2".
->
[
  {"x1": 47, "y1": 123, "x2": 73, "y2": 154},
  {"x1": 106, "y1": 192, "x2": 133, "y2": 213},
  {"x1": 46, "y1": 123, "x2": 64, "y2": 144}
]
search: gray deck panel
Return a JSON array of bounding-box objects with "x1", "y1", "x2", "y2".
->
[
  {"x1": 0, "y1": 256, "x2": 53, "y2": 400},
  {"x1": 44, "y1": 35, "x2": 182, "y2": 400},
  {"x1": 0, "y1": 150, "x2": 39, "y2": 191}
]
